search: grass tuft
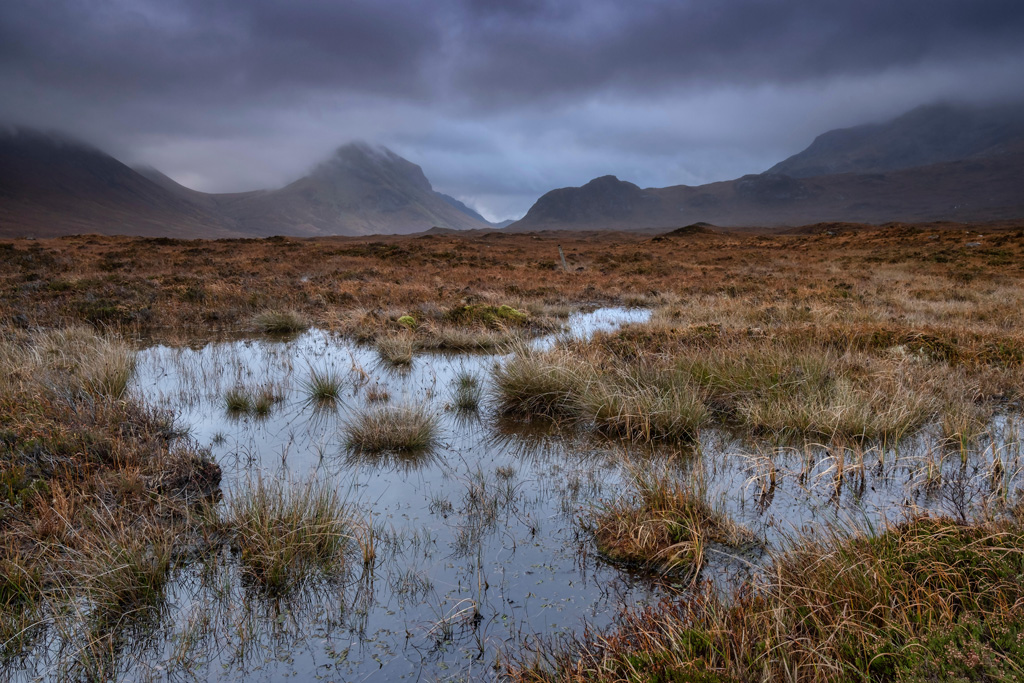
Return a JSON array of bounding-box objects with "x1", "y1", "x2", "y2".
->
[
  {"x1": 376, "y1": 332, "x2": 414, "y2": 366},
  {"x1": 451, "y1": 371, "x2": 483, "y2": 412},
  {"x1": 224, "y1": 477, "x2": 354, "y2": 595},
  {"x1": 592, "y1": 467, "x2": 754, "y2": 577},
  {"x1": 343, "y1": 403, "x2": 439, "y2": 454},
  {"x1": 253, "y1": 308, "x2": 309, "y2": 335},
  {"x1": 302, "y1": 367, "x2": 344, "y2": 406}
]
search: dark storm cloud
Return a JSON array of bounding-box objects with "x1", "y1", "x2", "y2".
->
[
  {"x1": 0, "y1": 0, "x2": 441, "y2": 103},
  {"x1": 452, "y1": 0, "x2": 1024, "y2": 103},
  {"x1": 1, "y1": 0, "x2": 1023, "y2": 219}
]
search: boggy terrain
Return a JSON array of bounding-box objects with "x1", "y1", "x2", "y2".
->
[{"x1": 2, "y1": 220, "x2": 1024, "y2": 682}]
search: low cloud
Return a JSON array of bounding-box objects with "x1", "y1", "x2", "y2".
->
[{"x1": 2, "y1": 0, "x2": 1022, "y2": 220}]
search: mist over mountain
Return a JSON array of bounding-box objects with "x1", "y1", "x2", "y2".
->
[
  {"x1": 0, "y1": 128, "x2": 243, "y2": 238},
  {"x1": 510, "y1": 103, "x2": 1024, "y2": 231},
  {"x1": 767, "y1": 102, "x2": 1024, "y2": 177},
  {"x1": 209, "y1": 143, "x2": 493, "y2": 236},
  {"x1": 3, "y1": 102, "x2": 1023, "y2": 238},
  {"x1": 1, "y1": 137, "x2": 493, "y2": 238}
]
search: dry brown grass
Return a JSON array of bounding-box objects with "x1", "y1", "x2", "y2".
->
[
  {"x1": 512, "y1": 512, "x2": 1024, "y2": 683},
  {"x1": 592, "y1": 466, "x2": 755, "y2": 578},
  {"x1": 1, "y1": 224, "x2": 1018, "y2": 346},
  {"x1": 0, "y1": 329, "x2": 220, "y2": 651}
]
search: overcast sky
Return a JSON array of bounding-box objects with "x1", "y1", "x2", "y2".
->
[{"x1": 2, "y1": 0, "x2": 1023, "y2": 221}]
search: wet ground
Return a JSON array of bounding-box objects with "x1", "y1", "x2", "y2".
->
[{"x1": 12, "y1": 307, "x2": 1024, "y2": 682}]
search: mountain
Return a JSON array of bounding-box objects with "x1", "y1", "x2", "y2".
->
[
  {"x1": 0, "y1": 128, "x2": 244, "y2": 238},
  {"x1": 436, "y1": 192, "x2": 491, "y2": 224},
  {"x1": 767, "y1": 103, "x2": 1024, "y2": 177},
  {"x1": 510, "y1": 103, "x2": 1024, "y2": 231},
  {"x1": 207, "y1": 143, "x2": 492, "y2": 237},
  {"x1": 2, "y1": 135, "x2": 492, "y2": 238}
]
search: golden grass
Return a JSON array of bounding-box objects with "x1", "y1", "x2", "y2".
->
[
  {"x1": 512, "y1": 512, "x2": 1024, "y2": 683},
  {"x1": 592, "y1": 466, "x2": 755, "y2": 578},
  {"x1": 222, "y1": 477, "x2": 354, "y2": 595}
]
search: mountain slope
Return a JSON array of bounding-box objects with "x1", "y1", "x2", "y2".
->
[
  {"x1": 767, "y1": 102, "x2": 1024, "y2": 178},
  {"x1": 510, "y1": 102, "x2": 1024, "y2": 231},
  {"x1": 509, "y1": 151, "x2": 1024, "y2": 231},
  {"x1": 2, "y1": 134, "x2": 492, "y2": 238},
  {"x1": 215, "y1": 143, "x2": 492, "y2": 236},
  {"x1": 0, "y1": 128, "x2": 244, "y2": 238}
]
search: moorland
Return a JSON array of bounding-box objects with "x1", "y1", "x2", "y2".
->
[{"x1": 2, "y1": 220, "x2": 1024, "y2": 682}]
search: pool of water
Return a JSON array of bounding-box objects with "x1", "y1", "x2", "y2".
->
[
  {"x1": 11, "y1": 306, "x2": 1023, "y2": 682},
  {"x1": 130, "y1": 308, "x2": 663, "y2": 682}
]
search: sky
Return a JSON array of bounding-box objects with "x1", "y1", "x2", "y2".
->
[{"x1": 2, "y1": 1, "x2": 1023, "y2": 222}]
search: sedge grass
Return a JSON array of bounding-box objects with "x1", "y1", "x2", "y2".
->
[
  {"x1": 375, "y1": 332, "x2": 414, "y2": 366},
  {"x1": 591, "y1": 466, "x2": 754, "y2": 577},
  {"x1": 512, "y1": 512, "x2": 1024, "y2": 683},
  {"x1": 451, "y1": 371, "x2": 483, "y2": 412},
  {"x1": 302, "y1": 367, "x2": 344, "y2": 407},
  {"x1": 253, "y1": 308, "x2": 309, "y2": 335},
  {"x1": 343, "y1": 403, "x2": 439, "y2": 454},
  {"x1": 224, "y1": 477, "x2": 354, "y2": 595}
]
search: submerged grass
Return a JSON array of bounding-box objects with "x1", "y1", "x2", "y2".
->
[
  {"x1": 451, "y1": 371, "x2": 483, "y2": 412},
  {"x1": 224, "y1": 384, "x2": 282, "y2": 417},
  {"x1": 302, "y1": 367, "x2": 344, "y2": 406}
]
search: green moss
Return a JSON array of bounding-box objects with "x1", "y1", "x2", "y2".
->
[{"x1": 397, "y1": 315, "x2": 417, "y2": 329}]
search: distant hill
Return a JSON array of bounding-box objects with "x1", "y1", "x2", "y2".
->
[
  {"x1": 436, "y1": 192, "x2": 491, "y2": 224},
  {"x1": 509, "y1": 103, "x2": 1024, "y2": 231},
  {"x1": 0, "y1": 128, "x2": 244, "y2": 238},
  {"x1": 767, "y1": 102, "x2": 1024, "y2": 177},
  {"x1": 2, "y1": 135, "x2": 492, "y2": 238},
  {"x1": 211, "y1": 143, "x2": 493, "y2": 237}
]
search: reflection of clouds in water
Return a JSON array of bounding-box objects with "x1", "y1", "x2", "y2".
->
[{"x1": 112, "y1": 308, "x2": 1024, "y2": 681}]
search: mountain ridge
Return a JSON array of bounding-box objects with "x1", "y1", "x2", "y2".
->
[
  {"x1": 0, "y1": 134, "x2": 494, "y2": 238},
  {"x1": 509, "y1": 102, "x2": 1024, "y2": 231}
]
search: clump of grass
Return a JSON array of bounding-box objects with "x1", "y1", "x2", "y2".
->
[
  {"x1": 343, "y1": 403, "x2": 439, "y2": 454},
  {"x1": 416, "y1": 325, "x2": 514, "y2": 351},
  {"x1": 451, "y1": 371, "x2": 483, "y2": 411},
  {"x1": 376, "y1": 332, "x2": 414, "y2": 366},
  {"x1": 512, "y1": 513, "x2": 1024, "y2": 683},
  {"x1": 223, "y1": 385, "x2": 282, "y2": 417},
  {"x1": 253, "y1": 308, "x2": 309, "y2": 335},
  {"x1": 25, "y1": 326, "x2": 137, "y2": 399},
  {"x1": 223, "y1": 387, "x2": 254, "y2": 414},
  {"x1": 80, "y1": 515, "x2": 173, "y2": 621},
  {"x1": 582, "y1": 369, "x2": 708, "y2": 442},
  {"x1": 224, "y1": 477, "x2": 354, "y2": 595},
  {"x1": 493, "y1": 345, "x2": 591, "y2": 421},
  {"x1": 591, "y1": 468, "x2": 754, "y2": 577},
  {"x1": 251, "y1": 387, "x2": 279, "y2": 417},
  {"x1": 302, "y1": 367, "x2": 343, "y2": 406}
]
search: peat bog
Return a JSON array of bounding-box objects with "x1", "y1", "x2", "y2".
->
[{"x1": 2, "y1": 223, "x2": 1024, "y2": 682}]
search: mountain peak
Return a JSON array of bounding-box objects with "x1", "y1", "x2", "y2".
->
[{"x1": 308, "y1": 141, "x2": 433, "y2": 193}]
